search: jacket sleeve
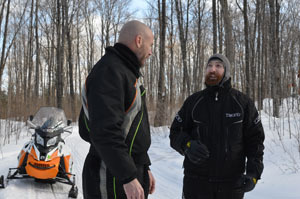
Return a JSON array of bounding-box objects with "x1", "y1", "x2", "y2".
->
[
  {"x1": 169, "y1": 98, "x2": 193, "y2": 155},
  {"x1": 243, "y1": 98, "x2": 265, "y2": 179},
  {"x1": 87, "y1": 66, "x2": 137, "y2": 184}
]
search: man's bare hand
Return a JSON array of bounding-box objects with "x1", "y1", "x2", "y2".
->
[
  {"x1": 148, "y1": 170, "x2": 156, "y2": 194},
  {"x1": 123, "y1": 178, "x2": 144, "y2": 199}
]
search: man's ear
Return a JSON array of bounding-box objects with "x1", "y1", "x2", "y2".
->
[{"x1": 135, "y1": 34, "x2": 142, "y2": 48}]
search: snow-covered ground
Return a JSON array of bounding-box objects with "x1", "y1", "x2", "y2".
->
[{"x1": 1, "y1": 106, "x2": 300, "y2": 198}]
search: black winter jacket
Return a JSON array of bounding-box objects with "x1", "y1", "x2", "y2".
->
[
  {"x1": 170, "y1": 79, "x2": 264, "y2": 181},
  {"x1": 84, "y1": 43, "x2": 151, "y2": 184}
]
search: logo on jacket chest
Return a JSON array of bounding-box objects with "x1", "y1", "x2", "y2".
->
[
  {"x1": 225, "y1": 112, "x2": 241, "y2": 118},
  {"x1": 175, "y1": 113, "x2": 183, "y2": 123}
]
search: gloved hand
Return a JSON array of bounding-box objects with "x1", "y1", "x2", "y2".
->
[
  {"x1": 184, "y1": 140, "x2": 209, "y2": 165},
  {"x1": 239, "y1": 175, "x2": 257, "y2": 192}
]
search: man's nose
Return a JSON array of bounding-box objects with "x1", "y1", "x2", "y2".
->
[{"x1": 209, "y1": 66, "x2": 216, "y2": 72}]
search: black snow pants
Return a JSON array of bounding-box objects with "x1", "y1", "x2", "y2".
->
[
  {"x1": 182, "y1": 175, "x2": 245, "y2": 199},
  {"x1": 82, "y1": 148, "x2": 150, "y2": 199}
]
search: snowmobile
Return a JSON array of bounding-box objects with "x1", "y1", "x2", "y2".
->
[{"x1": 0, "y1": 107, "x2": 78, "y2": 198}]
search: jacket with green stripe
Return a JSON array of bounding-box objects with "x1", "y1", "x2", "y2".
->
[{"x1": 81, "y1": 43, "x2": 151, "y2": 184}]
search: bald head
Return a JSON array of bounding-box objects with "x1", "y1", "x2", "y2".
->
[
  {"x1": 118, "y1": 20, "x2": 152, "y2": 45},
  {"x1": 118, "y1": 20, "x2": 154, "y2": 66}
]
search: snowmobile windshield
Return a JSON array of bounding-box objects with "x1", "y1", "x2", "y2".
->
[{"x1": 31, "y1": 107, "x2": 68, "y2": 131}]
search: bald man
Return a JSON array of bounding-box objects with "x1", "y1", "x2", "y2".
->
[{"x1": 80, "y1": 20, "x2": 155, "y2": 199}]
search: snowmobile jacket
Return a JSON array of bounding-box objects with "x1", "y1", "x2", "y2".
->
[
  {"x1": 82, "y1": 43, "x2": 151, "y2": 184},
  {"x1": 170, "y1": 79, "x2": 265, "y2": 181}
]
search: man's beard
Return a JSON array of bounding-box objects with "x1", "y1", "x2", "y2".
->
[
  {"x1": 205, "y1": 72, "x2": 224, "y2": 86},
  {"x1": 136, "y1": 46, "x2": 147, "y2": 67}
]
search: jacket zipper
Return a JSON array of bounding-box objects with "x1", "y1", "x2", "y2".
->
[
  {"x1": 215, "y1": 92, "x2": 219, "y2": 101},
  {"x1": 225, "y1": 128, "x2": 229, "y2": 160},
  {"x1": 212, "y1": 97, "x2": 219, "y2": 179}
]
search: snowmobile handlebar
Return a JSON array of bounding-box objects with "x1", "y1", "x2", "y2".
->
[{"x1": 27, "y1": 120, "x2": 37, "y2": 129}]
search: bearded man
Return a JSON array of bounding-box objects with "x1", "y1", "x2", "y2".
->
[{"x1": 169, "y1": 54, "x2": 265, "y2": 199}]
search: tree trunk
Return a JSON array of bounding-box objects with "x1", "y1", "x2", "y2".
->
[
  {"x1": 220, "y1": 0, "x2": 234, "y2": 69},
  {"x1": 0, "y1": 0, "x2": 10, "y2": 90},
  {"x1": 268, "y1": 0, "x2": 280, "y2": 117},
  {"x1": 194, "y1": 0, "x2": 204, "y2": 92},
  {"x1": 298, "y1": 34, "x2": 300, "y2": 112},
  {"x1": 275, "y1": 0, "x2": 282, "y2": 105},
  {"x1": 0, "y1": 0, "x2": 6, "y2": 34},
  {"x1": 261, "y1": 0, "x2": 267, "y2": 104},
  {"x1": 212, "y1": 0, "x2": 217, "y2": 54},
  {"x1": 56, "y1": 0, "x2": 63, "y2": 108},
  {"x1": 76, "y1": 8, "x2": 81, "y2": 98},
  {"x1": 256, "y1": 0, "x2": 263, "y2": 111},
  {"x1": 217, "y1": 1, "x2": 223, "y2": 54},
  {"x1": 169, "y1": 0, "x2": 175, "y2": 120},
  {"x1": 242, "y1": 0, "x2": 250, "y2": 97},
  {"x1": 65, "y1": 0, "x2": 76, "y2": 120},
  {"x1": 174, "y1": 0, "x2": 190, "y2": 100},
  {"x1": 34, "y1": 0, "x2": 40, "y2": 98},
  {"x1": 27, "y1": 0, "x2": 34, "y2": 109},
  {"x1": 154, "y1": 0, "x2": 167, "y2": 127}
]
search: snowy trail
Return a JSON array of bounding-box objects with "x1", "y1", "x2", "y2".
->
[
  {"x1": 67, "y1": 132, "x2": 89, "y2": 198},
  {"x1": 1, "y1": 121, "x2": 300, "y2": 199},
  {"x1": 148, "y1": 130, "x2": 184, "y2": 199}
]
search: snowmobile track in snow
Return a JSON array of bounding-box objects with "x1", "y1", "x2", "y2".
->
[{"x1": 50, "y1": 184, "x2": 57, "y2": 199}]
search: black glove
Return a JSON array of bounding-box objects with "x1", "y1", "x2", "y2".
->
[
  {"x1": 184, "y1": 140, "x2": 210, "y2": 165},
  {"x1": 238, "y1": 175, "x2": 257, "y2": 192}
]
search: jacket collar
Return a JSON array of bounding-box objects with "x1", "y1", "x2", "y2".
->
[
  {"x1": 106, "y1": 43, "x2": 141, "y2": 78},
  {"x1": 205, "y1": 78, "x2": 232, "y2": 96}
]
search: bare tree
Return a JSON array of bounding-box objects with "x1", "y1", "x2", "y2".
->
[
  {"x1": 212, "y1": 0, "x2": 217, "y2": 53},
  {"x1": 268, "y1": 0, "x2": 280, "y2": 117},
  {"x1": 56, "y1": 0, "x2": 64, "y2": 108},
  {"x1": 256, "y1": 0, "x2": 263, "y2": 110},
  {"x1": 237, "y1": 0, "x2": 250, "y2": 97},
  {"x1": 168, "y1": 0, "x2": 176, "y2": 120},
  {"x1": 174, "y1": 0, "x2": 192, "y2": 100},
  {"x1": 219, "y1": 0, "x2": 234, "y2": 68},
  {"x1": 217, "y1": 1, "x2": 223, "y2": 54},
  {"x1": 75, "y1": 5, "x2": 82, "y2": 99},
  {"x1": 154, "y1": 0, "x2": 167, "y2": 127},
  {"x1": 83, "y1": 0, "x2": 95, "y2": 72},
  {"x1": 65, "y1": 0, "x2": 78, "y2": 120},
  {"x1": 192, "y1": 0, "x2": 206, "y2": 93},
  {"x1": 27, "y1": 0, "x2": 35, "y2": 107},
  {"x1": 0, "y1": 0, "x2": 10, "y2": 89},
  {"x1": 34, "y1": 0, "x2": 40, "y2": 97}
]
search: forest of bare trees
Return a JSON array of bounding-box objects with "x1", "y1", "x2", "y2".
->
[{"x1": 1, "y1": 0, "x2": 300, "y2": 127}]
